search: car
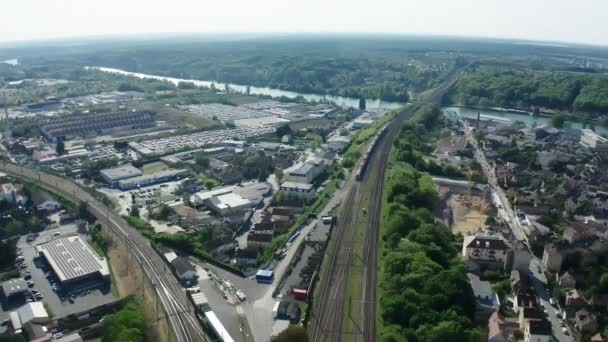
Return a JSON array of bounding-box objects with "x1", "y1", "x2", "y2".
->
[
  {"x1": 23, "y1": 273, "x2": 32, "y2": 280},
  {"x1": 45, "y1": 272, "x2": 53, "y2": 278},
  {"x1": 556, "y1": 313, "x2": 562, "y2": 319},
  {"x1": 53, "y1": 232, "x2": 61, "y2": 237},
  {"x1": 25, "y1": 298, "x2": 33, "y2": 303},
  {"x1": 69, "y1": 295, "x2": 76, "y2": 303},
  {"x1": 32, "y1": 289, "x2": 40, "y2": 295},
  {"x1": 549, "y1": 298, "x2": 556, "y2": 306},
  {"x1": 26, "y1": 281, "x2": 34, "y2": 287},
  {"x1": 19, "y1": 264, "x2": 28, "y2": 269},
  {"x1": 34, "y1": 293, "x2": 43, "y2": 300},
  {"x1": 1, "y1": 319, "x2": 9, "y2": 326},
  {"x1": 562, "y1": 327, "x2": 569, "y2": 335}
]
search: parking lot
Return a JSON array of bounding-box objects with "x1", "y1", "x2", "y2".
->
[{"x1": 4, "y1": 224, "x2": 118, "y2": 320}]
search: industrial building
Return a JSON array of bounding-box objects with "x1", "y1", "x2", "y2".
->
[
  {"x1": 100, "y1": 164, "x2": 143, "y2": 186},
  {"x1": 191, "y1": 182, "x2": 271, "y2": 216},
  {"x1": 286, "y1": 158, "x2": 326, "y2": 184},
  {"x1": 279, "y1": 181, "x2": 315, "y2": 201},
  {"x1": 117, "y1": 169, "x2": 188, "y2": 190},
  {"x1": 35, "y1": 235, "x2": 110, "y2": 286},
  {"x1": 9, "y1": 302, "x2": 50, "y2": 335},
  {"x1": 1, "y1": 278, "x2": 29, "y2": 300},
  {"x1": 40, "y1": 110, "x2": 155, "y2": 141}
]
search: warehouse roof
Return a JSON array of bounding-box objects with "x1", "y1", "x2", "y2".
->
[
  {"x1": 210, "y1": 193, "x2": 252, "y2": 210},
  {"x1": 35, "y1": 235, "x2": 109, "y2": 283},
  {"x1": 290, "y1": 163, "x2": 314, "y2": 176},
  {"x1": 117, "y1": 169, "x2": 187, "y2": 187},
  {"x1": 100, "y1": 164, "x2": 143, "y2": 181}
]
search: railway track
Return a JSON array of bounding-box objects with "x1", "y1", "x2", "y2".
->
[
  {"x1": 0, "y1": 161, "x2": 209, "y2": 342},
  {"x1": 310, "y1": 67, "x2": 465, "y2": 342}
]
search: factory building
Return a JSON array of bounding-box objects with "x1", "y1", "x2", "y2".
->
[
  {"x1": 117, "y1": 169, "x2": 188, "y2": 190},
  {"x1": 35, "y1": 235, "x2": 110, "y2": 286},
  {"x1": 40, "y1": 111, "x2": 155, "y2": 141},
  {"x1": 100, "y1": 164, "x2": 143, "y2": 186}
]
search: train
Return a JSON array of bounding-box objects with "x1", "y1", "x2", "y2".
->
[{"x1": 355, "y1": 124, "x2": 389, "y2": 181}]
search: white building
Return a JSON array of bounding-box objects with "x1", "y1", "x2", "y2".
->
[
  {"x1": 581, "y1": 129, "x2": 608, "y2": 149},
  {"x1": 463, "y1": 233, "x2": 511, "y2": 269},
  {"x1": 524, "y1": 320, "x2": 552, "y2": 342},
  {"x1": 287, "y1": 158, "x2": 326, "y2": 184},
  {"x1": 192, "y1": 186, "x2": 253, "y2": 216},
  {"x1": 280, "y1": 182, "x2": 315, "y2": 201}
]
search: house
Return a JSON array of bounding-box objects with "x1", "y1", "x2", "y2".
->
[
  {"x1": 327, "y1": 135, "x2": 351, "y2": 153},
  {"x1": 0, "y1": 183, "x2": 27, "y2": 205},
  {"x1": 207, "y1": 158, "x2": 241, "y2": 184},
  {"x1": 519, "y1": 306, "x2": 544, "y2": 330},
  {"x1": 558, "y1": 272, "x2": 576, "y2": 289},
  {"x1": 247, "y1": 232, "x2": 273, "y2": 248},
  {"x1": 467, "y1": 273, "x2": 499, "y2": 322},
  {"x1": 523, "y1": 319, "x2": 552, "y2": 342},
  {"x1": 170, "y1": 257, "x2": 197, "y2": 285},
  {"x1": 488, "y1": 311, "x2": 509, "y2": 342},
  {"x1": 542, "y1": 243, "x2": 563, "y2": 273},
  {"x1": 286, "y1": 159, "x2": 326, "y2": 184},
  {"x1": 462, "y1": 234, "x2": 511, "y2": 269},
  {"x1": 575, "y1": 309, "x2": 598, "y2": 333},
  {"x1": 233, "y1": 248, "x2": 260, "y2": 267},
  {"x1": 508, "y1": 241, "x2": 533, "y2": 273},
  {"x1": 32, "y1": 191, "x2": 61, "y2": 212},
  {"x1": 565, "y1": 289, "x2": 587, "y2": 317},
  {"x1": 513, "y1": 289, "x2": 538, "y2": 313},
  {"x1": 511, "y1": 270, "x2": 530, "y2": 293},
  {"x1": 279, "y1": 182, "x2": 316, "y2": 202}
]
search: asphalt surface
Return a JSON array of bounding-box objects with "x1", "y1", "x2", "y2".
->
[{"x1": 0, "y1": 161, "x2": 209, "y2": 342}]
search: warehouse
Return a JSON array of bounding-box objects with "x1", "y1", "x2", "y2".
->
[
  {"x1": 117, "y1": 169, "x2": 188, "y2": 190},
  {"x1": 35, "y1": 235, "x2": 110, "y2": 286},
  {"x1": 100, "y1": 164, "x2": 143, "y2": 186}
]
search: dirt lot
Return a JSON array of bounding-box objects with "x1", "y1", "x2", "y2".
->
[{"x1": 447, "y1": 194, "x2": 487, "y2": 235}]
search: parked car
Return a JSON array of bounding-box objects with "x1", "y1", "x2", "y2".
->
[
  {"x1": 26, "y1": 281, "x2": 34, "y2": 287},
  {"x1": 34, "y1": 293, "x2": 43, "y2": 300}
]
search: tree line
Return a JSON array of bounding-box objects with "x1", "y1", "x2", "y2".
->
[{"x1": 379, "y1": 105, "x2": 484, "y2": 342}]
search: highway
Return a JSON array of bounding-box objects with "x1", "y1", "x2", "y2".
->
[
  {"x1": 0, "y1": 161, "x2": 209, "y2": 342},
  {"x1": 309, "y1": 67, "x2": 465, "y2": 342}
]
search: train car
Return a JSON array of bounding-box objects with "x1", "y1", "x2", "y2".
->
[
  {"x1": 355, "y1": 124, "x2": 389, "y2": 181},
  {"x1": 204, "y1": 311, "x2": 234, "y2": 342}
]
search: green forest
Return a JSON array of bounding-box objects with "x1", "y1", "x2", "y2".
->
[
  {"x1": 379, "y1": 106, "x2": 484, "y2": 342},
  {"x1": 101, "y1": 297, "x2": 146, "y2": 342},
  {"x1": 447, "y1": 70, "x2": 608, "y2": 115}
]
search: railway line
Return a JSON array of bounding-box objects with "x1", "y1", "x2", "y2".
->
[
  {"x1": 310, "y1": 67, "x2": 465, "y2": 342},
  {"x1": 0, "y1": 161, "x2": 209, "y2": 342}
]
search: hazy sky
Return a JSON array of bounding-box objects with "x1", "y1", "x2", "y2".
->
[{"x1": 2, "y1": 0, "x2": 608, "y2": 45}]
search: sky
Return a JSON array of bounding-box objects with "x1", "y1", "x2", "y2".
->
[{"x1": 2, "y1": 0, "x2": 608, "y2": 46}]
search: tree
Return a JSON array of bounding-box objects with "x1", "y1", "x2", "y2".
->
[
  {"x1": 195, "y1": 156, "x2": 210, "y2": 169},
  {"x1": 276, "y1": 326, "x2": 308, "y2": 342},
  {"x1": 359, "y1": 97, "x2": 366, "y2": 110},
  {"x1": 56, "y1": 137, "x2": 65, "y2": 155},
  {"x1": 102, "y1": 297, "x2": 146, "y2": 342},
  {"x1": 130, "y1": 206, "x2": 140, "y2": 218},
  {"x1": 551, "y1": 112, "x2": 567, "y2": 128}
]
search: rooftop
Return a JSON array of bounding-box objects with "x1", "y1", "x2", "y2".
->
[
  {"x1": 35, "y1": 235, "x2": 110, "y2": 283},
  {"x1": 281, "y1": 181, "x2": 314, "y2": 191},
  {"x1": 1, "y1": 278, "x2": 28, "y2": 297},
  {"x1": 117, "y1": 169, "x2": 187, "y2": 187},
  {"x1": 290, "y1": 163, "x2": 315, "y2": 176},
  {"x1": 100, "y1": 164, "x2": 143, "y2": 181},
  {"x1": 210, "y1": 192, "x2": 252, "y2": 210}
]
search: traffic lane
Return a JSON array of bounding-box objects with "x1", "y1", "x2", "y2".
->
[{"x1": 531, "y1": 276, "x2": 572, "y2": 342}]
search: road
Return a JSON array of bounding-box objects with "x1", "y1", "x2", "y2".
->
[
  {"x1": 0, "y1": 161, "x2": 209, "y2": 342},
  {"x1": 310, "y1": 67, "x2": 466, "y2": 342},
  {"x1": 459, "y1": 120, "x2": 573, "y2": 341}
]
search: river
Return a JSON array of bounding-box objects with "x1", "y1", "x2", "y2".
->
[
  {"x1": 443, "y1": 106, "x2": 608, "y2": 135},
  {"x1": 89, "y1": 67, "x2": 406, "y2": 110}
]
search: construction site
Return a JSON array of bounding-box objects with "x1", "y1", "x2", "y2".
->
[{"x1": 435, "y1": 180, "x2": 494, "y2": 235}]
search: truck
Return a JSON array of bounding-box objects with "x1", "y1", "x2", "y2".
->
[{"x1": 256, "y1": 269, "x2": 274, "y2": 284}]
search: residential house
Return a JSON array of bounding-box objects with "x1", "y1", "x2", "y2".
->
[
  {"x1": 233, "y1": 248, "x2": 260, "y2": 267},
  {"x1": 542, "y1": 243, "x2": 563, "y2": 273},
  {"x1": 575, "y1": 309, "x2": 598, "y2": 334},
  {"x1": 558, "y1": 272, "x2": 576, "y2": 289},
  {"x1": 519, "y1": 307, "x2": 544, "y2": 330},
  {"x1": 488, "y1": 311, "x2": 512, "y2": 342},
  {"x1": 467, "y1": 273, "x2": 500, "y2": 322},
  {"x1": 279, "y1": 182, "x2": 316, "y2": 202},
  {"x1": 513, "y1": 289, "x2": 538, "y2": 313},
  {"x1": 32, "y1": 191, "x2": 60, "y2": 212},
  {"x1": 523, "y1": 319, "x2": 552, "y2": 342},
  {"x1": 462, "y1": 234, "x2": 511, "y2": 270},
  {"x1": 511, "y1": 270, "x2": 530, "y2": 293},
  {"x1": 509, "y1": 241, "x2": 533, "y2": 273},
  {"x1": 170, "y1": 257, "x2": 197, "y2": 285},
  {"x1": 247, "y1": 232, "x2": 273, "y2": 249},
  {"x1": 565, "y1": 289, "x2": 588, "y2": 317},
  {"x1": 286, "y1": 158, "x2": 326, "y2": 184}
]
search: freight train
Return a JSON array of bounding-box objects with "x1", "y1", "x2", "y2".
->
[{"x1": 355, "y1": 124, "x2": 388, "y2": 181}]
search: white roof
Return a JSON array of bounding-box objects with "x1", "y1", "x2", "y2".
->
[
  {"x1": 35, "y1": 235, "x2": 110, "y2": 283},
  {"x1": 204, "y1": 311, "x2": 234, "y2": 342},
  {"x1": 17, "y1": 302, "x2": 49, "y2": 325},
  {"x1": 164, "y1": 251, "x2": 178, "y2": 263},
  {"x1": 190, "y1": 292, "x2": 209, "y2": 306},
  {"x1": 281, "y1": 181, "x2": 314, "y2": 191},
  {"x1": 193, "y1": 186, "x2": 236, "y2": 203},
  {"x1": 210, "y1": 193, "x2": 251, "y2": 210}
]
